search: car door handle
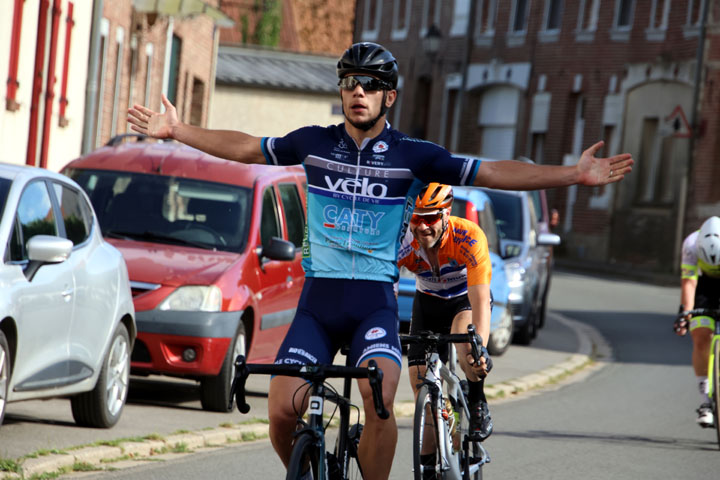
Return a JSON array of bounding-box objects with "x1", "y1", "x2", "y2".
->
[{"x1": 61, "y1": 287, "x2": 73, "y2": 300}]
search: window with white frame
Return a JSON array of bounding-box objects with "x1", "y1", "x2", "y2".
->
[
  {"x1": 392, "y1": 0, "x2": 412, "y2": 40},
  {"x1": 420, "y1": 0, "x2": 441, "y2": 38},
  {"x1": 110, "y1": 27, "x2": 124, "y2": 137},
  {"x1": 544, "y1": 0, "x2": 563, "y2": 31},
  {"x1": 635, "y1": 117, "x2": 675, "y2": 205},
  {"x1": 450, "y1": 0, "x2": 469, "y2": 37},
  {"x1": 475, "y1": 0, "x2": 498, "y2": 44},
  {"x1": 684, "y1": 0, "x2": 706, "y2": 37},
  {"x1": 144, "y1": 43, "x2": 154, "y2": 107},
  {"x1": 614, "y1": 0, "x2": 635, "y2": 29},
  {"x1": 539, "y1": 0, "x2": 563, "y2": 42},
  {"x1": 575, "y1": 0, "x2": 599, "y2": 41},
  {"x1": 93, "y1": 19, "x2": 110, "y2": 149},
  {"x1": 610, "y1": 0, "x2": 635, "y2": 41},
  {"x1": 361, "y1": 0, "x2": 382, "y2": 41},
  {"x1": 510, "y1": 0, "x2": 530, "y2": 34},
  {"x1": 646, "y1": 0, "x2": 670, "y2": 41}
]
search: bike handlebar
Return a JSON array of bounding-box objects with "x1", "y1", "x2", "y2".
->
[
  {"x1": 229, "y1": 356, "x2": 390, "y2": 420},
  {"x1": 678, "y1": 308, "x2": 720, "y2": 319},
  {"x1": 400, "y1": 324, "x2": 492, "y2": 374}
]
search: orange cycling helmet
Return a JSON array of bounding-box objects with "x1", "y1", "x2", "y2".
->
[{"x1": 415, "y1": 183, "x2": 453, "y2": 210}]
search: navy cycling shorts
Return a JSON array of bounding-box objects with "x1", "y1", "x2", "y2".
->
[{"x1": 274, "y1": 278, "x2": 403, "y2": 368}]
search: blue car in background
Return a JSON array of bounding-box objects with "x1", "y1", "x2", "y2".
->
[{"x1": 397, "y1": 187, "x2": 513, "y2": 356}]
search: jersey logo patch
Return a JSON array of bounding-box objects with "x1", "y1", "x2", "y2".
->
[
  {"x1": 365, "y1": 327, "x2": 387, "y2": 340},
  {"x1": 373, "y1": 141, "x2": 389, "y2": 153}
]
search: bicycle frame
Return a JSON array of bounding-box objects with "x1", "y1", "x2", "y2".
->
[
  {"x1": 707, "y1": 321, "x2": 720, "y2": 399},
  {"x1": 231, "y1": 355, "x2": 388, "y2": 480},
  {"x1": 419, "y1": 344, "x2": 487, "y2": 478}
]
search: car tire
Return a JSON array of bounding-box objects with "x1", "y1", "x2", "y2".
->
[
  {"x1": 513, "y1": 315, "x2": 534, "y2": 346},
  {"x1": 200, "y1": 321, "x2": 246, "y2": 412},
  {"x1": 0, "y1": 330, "x2": 11, "y2": 427},
  {"x1": 71, "y1": 323, "x2": 131, "y2": 428},
  {"x1": 538, "y1": 283, "x2": 550, "y2": 329},
  {"x1": 487, "y1": 308, "x2": 512, "y2": 356}
]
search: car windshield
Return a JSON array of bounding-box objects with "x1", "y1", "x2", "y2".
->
[
  {"x1": 484, "y1": 191, "x2": 523, "y2": 242},
  {"x1": 65, "y1": 168, "x2": 252, "y2": 253},
  {"x1": 0, "y1": 178, "x2": 11, "y2": 219}
]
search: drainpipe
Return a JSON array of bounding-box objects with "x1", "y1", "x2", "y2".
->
[
  {"x1": 40, "y1": 0, "x2": 62, "y2": 170},
  {"x1": 6, "y1": 0, "x2": 25, "y2": 111},
  {"x1": 81, "y1": 0, "x2": 104, "y2": 155},
  {"x1": 674, "y1": 0, "x2": 710, "y2": 272},
  {"x1": 26, "y1": 0, "x2": 50, "y2": 166}
]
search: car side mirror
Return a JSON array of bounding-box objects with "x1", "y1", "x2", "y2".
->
[
  {"x1": 257, "y1": 237, "x2": 296, "y2": 269},
  {"x1": 538, "y1": 232, "x2": 561, "y2": 246},
  {"x1": 24, "y1": 235, "x2": 73, "y2": 281}
]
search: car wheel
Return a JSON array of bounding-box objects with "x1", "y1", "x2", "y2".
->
[
  {"x1": 513, "y1": 314, "x2": 533, "y2": 346},
  {"x1": 200, "y1": 321, "x2": 246, "y2": 412},
  {"x1": 487, "y1": 308, "x2": 513, "y2": 356},
  {"x1": 538, "y1": 284, "x2": 550, "y2": 329},
  {"x1": 0, "y1": 331, "x2": 11, "y2": 426},
  {"x1": 71, "y1": 323, "x2": 131, "y2": 428}
]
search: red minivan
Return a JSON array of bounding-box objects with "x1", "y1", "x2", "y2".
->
[{"x1": 63, "y1": 135, "x2": 306, "y2": 412}]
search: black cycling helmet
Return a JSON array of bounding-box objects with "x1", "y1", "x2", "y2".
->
[{"x1": 337, "y1": 42, "x2": 399, "y2": 89}]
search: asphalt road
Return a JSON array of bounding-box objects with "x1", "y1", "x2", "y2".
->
[{"x1": 61, "y1": 269, "x2": 720, "y2": 479}]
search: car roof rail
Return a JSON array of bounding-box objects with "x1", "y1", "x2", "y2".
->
[{"x1": 105, "y1": 133, "x2": 149, "y2": 147}]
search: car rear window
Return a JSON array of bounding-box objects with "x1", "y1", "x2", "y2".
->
[
  {"x1": 65, "y1": 168, "x2": 252, "y2": 253},
  {"x1": 484, "y1": 191, "x2": 523, "y2": 242}
]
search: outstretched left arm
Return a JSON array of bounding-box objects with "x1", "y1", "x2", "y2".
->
[{"x1": 473, "y1": 141, "x2": 633, "y2": 190}]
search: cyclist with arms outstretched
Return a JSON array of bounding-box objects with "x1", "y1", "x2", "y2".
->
[
  {"x1": 128, "y1": 42, "x2": 633, "y2": 479},
  {"x1": 675, "y1": 216, "x2": 720, "y2": 428}
]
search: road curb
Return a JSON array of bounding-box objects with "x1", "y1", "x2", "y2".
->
[{"x1": 1, "y1": 314, "x2": 611, "y2": 479}]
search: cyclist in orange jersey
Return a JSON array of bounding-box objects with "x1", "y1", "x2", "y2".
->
[{"x1": 398, "y1": 183, "x2": 494, "y2": 456}]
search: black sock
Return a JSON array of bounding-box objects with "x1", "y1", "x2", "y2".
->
[
  {"x1": 468, "y1": 378, "x2": 487, "y2": 405},
  {"x1": 420, "y1": 453, "x2": 436, "y2": 465}
]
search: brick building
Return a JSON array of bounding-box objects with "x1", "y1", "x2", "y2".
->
[
  {"x1": 1, "y1": 0, "x2": 231, "y2": 172},
  {"x1": 219, "y1": 0, "x2": 356, "y2": 56},
  {"x1": 354, "y1": 0, "x2": 720, "y2": 274}
]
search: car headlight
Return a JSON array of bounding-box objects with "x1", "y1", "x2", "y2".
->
[
  {"x1": 504, "y1": 261, "x2": 526, "y2": 301},
  {"x1": 157, "y1": 285, "x2": 222, "y2": 312}
]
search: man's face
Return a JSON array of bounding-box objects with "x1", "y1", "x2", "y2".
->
[
  {"x1": 339, "y1": 75, "x2": 396, "y2": 131},
  {"x1": 410, "y1": 208, "x2": 447, "y2": 249}
]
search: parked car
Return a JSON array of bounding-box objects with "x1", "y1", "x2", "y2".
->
[
  {"x1": 0, "y1": 162, "x2": 136, "y2": 428},
  {"x1": 481, "y1": 188, "x2": 561, "y2": 345},
  {"x1": 527, "y1": 188, "x2": 559, "y2": 329},
  {"x1": 63, "y1": 135, "x2": 306, "y2": 412},
  {"x1": 396, "y1": 187, "x2": 513, "y2": 356}
]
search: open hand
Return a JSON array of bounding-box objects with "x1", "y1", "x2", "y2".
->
[
  {"x1": 577, "y1": 141, "x2": 634, "y2": 186},
  {"x1": 127, "y1": 94, "x2": 178, "y2": 139}
]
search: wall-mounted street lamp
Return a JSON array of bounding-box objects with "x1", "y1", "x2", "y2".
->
[{"x1": 422, "y1": 23, "x2": 442, "y2": 59}]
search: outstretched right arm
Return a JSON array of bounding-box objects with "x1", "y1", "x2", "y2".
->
[{"x1": 127, "y1": 94, "x2": 265, "y2": 164}]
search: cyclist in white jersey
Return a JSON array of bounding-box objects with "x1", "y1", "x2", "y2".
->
[
  {"x1": 675, "y1": 216, "x2": 720, "y2": 428},
  {"x1": 128, "y1": 42, "x2": 633, "y2": 480}
]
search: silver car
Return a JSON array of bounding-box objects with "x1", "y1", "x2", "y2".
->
[
  {"x1": 482, "y1": 188, "x2": 561, "y2": 345},
  {"x1": 0, "y1": 163, "x2": 135, "y2": 428}
]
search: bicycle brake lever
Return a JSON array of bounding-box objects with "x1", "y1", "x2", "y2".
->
[
  {"x1": 230, "y1": 355, "x2": 251, "y2": 414},
  {"x1": 367, "y1": 360, "x2": 390, "y2": 420}
]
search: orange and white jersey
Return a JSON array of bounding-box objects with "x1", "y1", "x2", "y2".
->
[{"x1": 398, "y1": 216, "x2": 491, "y2": 299}]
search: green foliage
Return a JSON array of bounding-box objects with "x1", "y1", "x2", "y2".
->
[{"x1": 253, "y1": 0, "x2": 281, "y2": 47}]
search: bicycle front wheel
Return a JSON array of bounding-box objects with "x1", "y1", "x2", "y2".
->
[
  {"x1": 413, "y1": 384, "x2": 442, "y2": 480},
  {"x1": 286, "y1": 432, "x2": 321, "y2": 480},
  {"x1": 713, "y1": 337, "x2": 720, "y2": 450}
]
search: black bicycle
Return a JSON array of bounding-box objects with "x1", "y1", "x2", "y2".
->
[
  {"x1": 400, "y1": 325, "x2": 490, "y2": 480},
  {"x1": 677, "y1": 308, "x2": 720, "y2": 449},
  {"x1": 231, "y1": 351, "x2": 389, "y2": 480}
]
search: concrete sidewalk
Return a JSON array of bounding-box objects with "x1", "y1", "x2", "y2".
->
[{"x1": 3, "y1": 311, "x2": 611, "y2": 479}]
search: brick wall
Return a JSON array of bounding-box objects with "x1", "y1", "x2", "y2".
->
[{"x1": 355, "y1": 0, "x2": 720, "y2": 273}]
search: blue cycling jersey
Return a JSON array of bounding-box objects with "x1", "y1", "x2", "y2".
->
[{"x1": 262, "y1": 122, "x2": 480, "y2": 283}]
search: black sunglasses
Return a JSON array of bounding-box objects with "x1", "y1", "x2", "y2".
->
[{"x1": 338, "y1": 75, "x2": 392, "y2": 92}]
